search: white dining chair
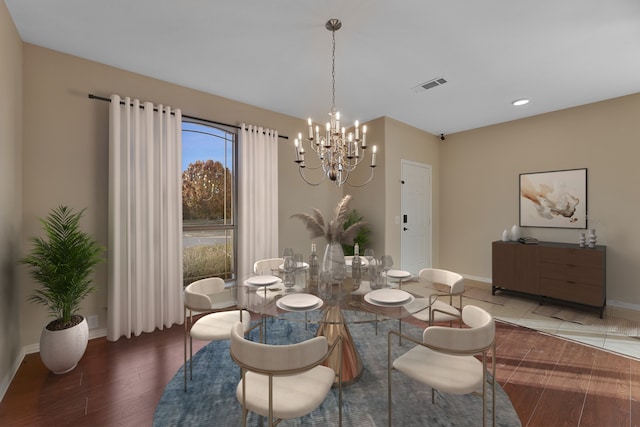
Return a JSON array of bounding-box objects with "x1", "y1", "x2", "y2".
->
[
  {"x1": 253, "y1": 257, "x2": 284, "y2": 276},
  {"x1": 230, "y1": 321, "x2": 343, "y2": 427},
  {"x1": 388, "y1": 305, "x2": 496, "y2": 426},
  {"x1": 411, "y1": 268, "x2": 465, "y2": 326},
  {"x1": 183, "y1": 277, "x2": 251, "y2": 391}
]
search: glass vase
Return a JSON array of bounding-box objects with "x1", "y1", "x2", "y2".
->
[{"x1": 322, "y1": 242, "x2": 347, "y2": 284}]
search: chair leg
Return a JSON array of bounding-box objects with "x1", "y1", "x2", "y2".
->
[
  {"x1": 482, "y1": 373, "x2": 487, "y2": 427},
  {"x1": 241, "y1": 407, "x2": 248, "y2": 427},
  {"x1": 388, "y1": 371, "x2": 392, "y2": 427},
  {"x1": 189, "y1": 334, "x2": 193, "y2": 380},
  {"x1": 387, "y1": 332, "x2": 393, "y2": 427},
  {"x1": 183, "y1": 317, "x2": 187, "y2": 391}
]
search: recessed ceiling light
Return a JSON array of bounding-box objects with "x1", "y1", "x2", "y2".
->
[{"x1": 512, "y1": 98, "x2": 530, "y2": 106}]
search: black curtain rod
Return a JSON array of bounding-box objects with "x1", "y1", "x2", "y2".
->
[{"x1": 88, "y1": 94, "x2": 288, "y2": 140}]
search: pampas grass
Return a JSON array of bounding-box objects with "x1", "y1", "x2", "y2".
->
[{"x1": 291, "y1": 195, "x2": 367, "y2": 245}]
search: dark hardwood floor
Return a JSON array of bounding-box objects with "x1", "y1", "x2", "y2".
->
[{"x1": 1, "y1": 318, "x2": 639, "y2": 426}]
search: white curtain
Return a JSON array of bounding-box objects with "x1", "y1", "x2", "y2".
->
[
  {"x1": 107, "y1": 94, "x2": 183, "y2": 341},
  {"x1": 238, "y1": 124, "x2": 279, "y2": 281}
]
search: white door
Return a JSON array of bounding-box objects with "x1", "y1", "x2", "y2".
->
[{"x1": 401, "y1": 160, "x2": 432, "y2": 274}]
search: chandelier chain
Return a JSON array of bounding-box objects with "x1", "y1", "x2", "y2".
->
[{"x1": 331, "y1": 27, "x2": 336, "y2": 111}]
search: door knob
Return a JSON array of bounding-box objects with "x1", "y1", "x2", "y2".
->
[{"x1": 403, "y1": 227, "x2": 409, "y2": 231}]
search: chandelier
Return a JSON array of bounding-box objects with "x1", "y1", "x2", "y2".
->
[{"x1": 294, "y1": 19, "x2": 377, "y2": 187}]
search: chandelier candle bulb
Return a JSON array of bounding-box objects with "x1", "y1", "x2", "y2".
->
[
  {"x1": 355, "y1": 120, "x2": 359, "y2": 139},
  {"x1": 371, "y1": 146, "x2": 377, "y2": 167},
  {"x1": 308, "y1": 118, "x2": 313, "y2": 138},
  {"x1": 294, "y1": 139, "x2": 300, "y2": 161},
  {"x1": 325, "y1": 123, "x2": 331, "y2": 146},
  {"x1": 362, "y1": 125, "x2": 367, "y2": 148},
  {"x1": 336, "y1": 111, "x2": 340, "y2": 130}
]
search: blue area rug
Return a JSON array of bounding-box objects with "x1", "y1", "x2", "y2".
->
[{"x1": 154, "y1": 313, "x2": 521, "y2": 426}]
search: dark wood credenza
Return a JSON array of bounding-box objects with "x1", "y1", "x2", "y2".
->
[{"x1": 492, "y1": 240, "x2": 606, "y2": 317}]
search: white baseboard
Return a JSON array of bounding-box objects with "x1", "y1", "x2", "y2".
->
[
  {"x1": 607, "y1": 299, "x2": 640, "y2": 312},
  {"x1": 461, "y1": 274, "x2": 492, "y2": 285},
  {"x1": 0, "y1": 347, "x2": 26, "y2": 403},
  {"x1": 89, "y1": 327, "x2": 108, "y2": 340}
]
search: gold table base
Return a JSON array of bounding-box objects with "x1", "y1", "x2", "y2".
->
[{"x1": 316, "y1": 305, "x2": 363, "y2": 385}]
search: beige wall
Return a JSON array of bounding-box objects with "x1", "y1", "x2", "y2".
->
[
  {"x1": 345, "y1": 117, "x2": 387, "y2": 256},
  {"x1": 0, "y1": 0, "x2": 23, "y2": 396},
  {"x1": 440, "y1": 93, "x2": 640, "y2": 308},
  {"x1": 20, "y1": 44, "x2": 378, "y2": 347}
]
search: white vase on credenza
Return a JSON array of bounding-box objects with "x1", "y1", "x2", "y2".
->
[
  {"x1": 587, "y1": 229, "x2": 597, "y2": 248},
  {"x1": 510, "y1": 224, "x2": 521, "y2": 241},
  {"x1": 501, "y1": 229, "x2": 510, "y2": 241}
]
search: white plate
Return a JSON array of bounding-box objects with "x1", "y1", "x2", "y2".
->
[
  {"x1": 278, "y1": 293, "x2": 320, "y2": 309},
  {"x1": 345, "y1": 258, "x2": 369, "y2": 267},
  {"x1": 245, "y1": 275, "x2": 280, "y2": 286},
  {"x1": 278, "y1": 262, "x2": 309, "y2": 271},
  {"x1": 276, "y1": 297, "x2": 324, "y2": 312},
  {"x1": 367, "y1": 289, "x2": 413, "y2": 305},
  {"x1": 384, "y1": 269, "x2": 412, "y2": 279},
  {"x1": 365, "y1": 292, "x2": 415, "y2": 307}
]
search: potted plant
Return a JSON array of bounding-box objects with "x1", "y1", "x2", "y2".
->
[
  {"x1": 341, "y1": 209, "x2": 371, "y2": 256},
  {"x1": 21, "y1": 205, "x2": 104, "y2": 374}
]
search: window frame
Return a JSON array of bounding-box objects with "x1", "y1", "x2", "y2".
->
[{"x1": 182, "y1": 119, "x2": 238, "y2": 284}]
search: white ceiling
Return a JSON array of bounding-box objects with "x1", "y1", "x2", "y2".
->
[{"x1": 6, "y1": 0, "x2": 640, "y2": 135}]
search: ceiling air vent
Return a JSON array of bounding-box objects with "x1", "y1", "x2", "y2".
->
[{"x1": 413, "y1": 77, "x2": 447, "y2": 93}]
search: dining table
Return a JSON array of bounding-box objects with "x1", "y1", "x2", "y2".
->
[{"x1": 236, "y1": 264, "x2": 437, "y2": 385}]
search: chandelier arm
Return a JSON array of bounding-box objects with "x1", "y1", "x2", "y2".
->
[
  {"x1": 297, "y1": 166, "x2": 327, "y2": 186},
  {"x1": 301, "y1": 163, "x2": 324, "y2": 171},
  {"x1": 298, "y1": 149, "x2": 326, "y2": 171},
  {"x1": 341, "y1": 154, "x2": 367, "y2": 171},
  {"x1": 344, "y1": 167, "x2": 376, "y2": 188}
]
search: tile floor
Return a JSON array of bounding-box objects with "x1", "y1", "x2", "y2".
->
[{"x1": 461, "y1": 281, "x2": 640, "y2": 360}]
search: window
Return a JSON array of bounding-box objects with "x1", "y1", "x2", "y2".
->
[{"x1": 182, "y1": 121, "x2": 236, "y2": 285}]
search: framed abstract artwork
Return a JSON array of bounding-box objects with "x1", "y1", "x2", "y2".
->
[{"x1": 519, "y1": 168, "x2": 587, "y2": 229}]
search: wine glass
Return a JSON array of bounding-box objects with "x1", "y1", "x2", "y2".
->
[
  {"x1": 283, "y1": 256, "x2": 296, "y2": 292},
  {"x1": 293, "y1": 253, "x2": 305, "y2": 288},
  {"x1": 363, "y1": 249, "x2": 375, "y2": 280},
  {"x1": 364, "y1": 248, "x2": 375, "y2": 265},
  {"x1": 381, "y1": 255, "x2": 393, "y2": 286}
]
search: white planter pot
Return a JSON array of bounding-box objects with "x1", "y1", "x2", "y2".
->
[{"x1": 40, "y1": 316, "x2": 89, "y2": 374}]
